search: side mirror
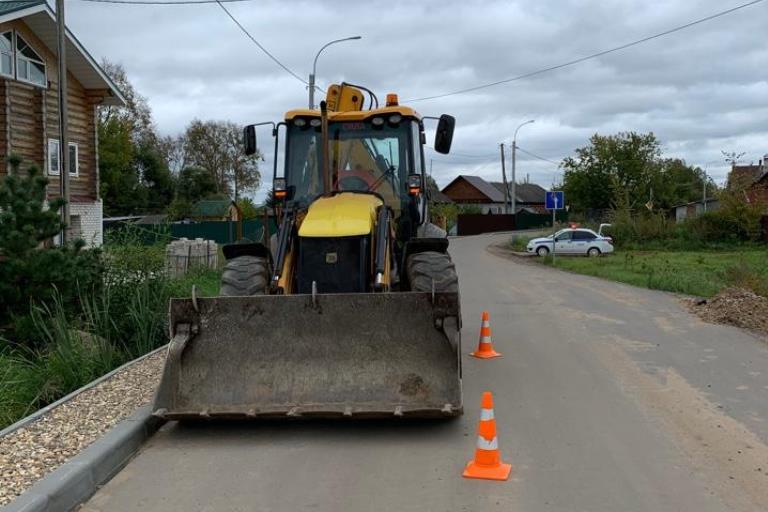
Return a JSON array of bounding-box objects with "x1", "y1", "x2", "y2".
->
[
  {"x1": 434, "y1": 114, "x2": 455, "y2": 154},
  {"x1": 244, "y1": 125, "x2": 257, "y2": 155}
]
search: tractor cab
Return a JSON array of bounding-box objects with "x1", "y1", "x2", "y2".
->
[{"x1": 245, "y1": 83, "x2": 454, "y2": 228}]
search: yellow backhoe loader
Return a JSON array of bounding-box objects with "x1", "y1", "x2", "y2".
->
[{"x1": 153, "y1": 83, "x2": 462, "y2": 419}]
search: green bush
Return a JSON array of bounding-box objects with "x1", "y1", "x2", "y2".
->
[
  {"x1": 607, "y1": 190, "x2": 765, "y2": 251},
  {"x1": 0, "y1": 161, "x2": 224, "y2": 427},
  {"x1": 0, "y1": 162, "x2": 103, "y2": 347}
]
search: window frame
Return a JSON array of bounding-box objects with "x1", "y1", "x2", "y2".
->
[
  {"x1": 14, "y1": 33, "x2": 46, "y2": 88},
  {"x1": 48, "y1": 138, "x2": 79, "y2": 177},
  {"x1": 573, "y1": 230, "x2": 597, "y2": 241},
  {"x1": 0, "y1": 31, "x2": 13, "y2": 79}
]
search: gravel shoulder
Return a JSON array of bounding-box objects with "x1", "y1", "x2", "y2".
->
[
  {"x1": 685, "y1": 288, "x2": 768, "y2": 340},
  {"x1": 0, "y1": 350, "x2": 165, "y2": 506}
]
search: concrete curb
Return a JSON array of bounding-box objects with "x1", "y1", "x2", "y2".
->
[
  {"x1": 1, "y1": 405, "x2": 164, "y2": 512},
  {"x1": 0, "y1": 345, "x2": 167, "y2": 439}
]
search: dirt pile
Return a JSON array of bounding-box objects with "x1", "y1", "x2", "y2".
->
[{"x1": 687, "y1": 287, "x2": 768, "y2": 336}]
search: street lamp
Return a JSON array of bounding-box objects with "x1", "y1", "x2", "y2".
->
[
  {"x1": 510, "y1": 119, "x2": 535, "y2": 214},
  {"x1": 309, "y1": 36, "x2": 362, "y2": 109}
]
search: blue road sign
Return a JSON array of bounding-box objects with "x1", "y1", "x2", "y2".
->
[{"x1": 545, "y1": 191, "x2": 564, "y2": 210}]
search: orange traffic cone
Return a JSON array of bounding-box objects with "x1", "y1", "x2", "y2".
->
[
  {"x1": 463, "y1": 391, "x2": 512, "y2": 481},
  {"x1": 471, "y1": 311, "x2": 501, "y2": 358}
]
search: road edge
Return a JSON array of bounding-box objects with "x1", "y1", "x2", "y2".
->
[
  {"x1": 1, "y1": 405, "x2": 164, "y2": 512},
  {"x1": 0, "y1": 345, "x2": 167, "y2": 439}
]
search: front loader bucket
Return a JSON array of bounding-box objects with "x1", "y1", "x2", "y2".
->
[{"x1": 153, "y1": 292, "x2": 462, "y2": 420}]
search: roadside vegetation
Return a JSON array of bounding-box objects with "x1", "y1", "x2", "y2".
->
[
  {"x1": 0, "y1": 162, "x2": 220, "y2": 429},
  {"x1": 511, "y1": 195, "x2": 767, "y2": 298},
  {"x1": 538, "y1": 249, "x2": 767, "y2": 298},
  {"x1": 509, "y1": 131, "x2": 768, "y2": 299}
]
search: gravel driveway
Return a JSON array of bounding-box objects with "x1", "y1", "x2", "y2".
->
[{"x1": 0, "y1": 350, "x2": 165, "y2": 506}]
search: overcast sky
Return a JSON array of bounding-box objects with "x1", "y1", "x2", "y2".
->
[{"x1": 66, "y1": 0, "x2": 768, "y2": 201}]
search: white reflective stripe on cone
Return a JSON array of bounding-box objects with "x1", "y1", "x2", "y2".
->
[
  {"x1": 480, "y1": 408, "x2": 494, "y2": 421},
  {"x1": 482, "y1": 320, "x2": 490, "y2": 328},
  {"x1": 476, "y1": 435, "x2": 499, "y2": 450},
  {"x1": 480, "y1": 336, "x2": 492, "y2": 344}
]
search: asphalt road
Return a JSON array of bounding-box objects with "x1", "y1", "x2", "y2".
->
[{"x1": 82, "y1": 233, "x2": 768, "y2": 512}]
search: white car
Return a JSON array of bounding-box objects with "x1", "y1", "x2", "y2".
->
[{"x1": 526, "y1": 228, "x2": 614, "y2": 257}]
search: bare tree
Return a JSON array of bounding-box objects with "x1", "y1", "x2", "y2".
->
[{"x1": 181, "y1": 120, "x2": 261, "y2": 199}]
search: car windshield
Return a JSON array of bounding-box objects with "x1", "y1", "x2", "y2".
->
[{"x1": 284, "y1": 119, "x2": 419, "y2": 215}]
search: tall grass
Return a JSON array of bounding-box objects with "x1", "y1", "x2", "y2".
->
[
  {"x1": 0, "y1": 235, "x2": 222, "y2": 429},
  {"x1": 539, "y1": 249, "x2": 767, "y2": 298}
]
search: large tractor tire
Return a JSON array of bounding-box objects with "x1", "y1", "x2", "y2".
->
[
  {"x1": 406, "y1": 251, "x2": 459, "y2": 293},
  {"x1": 220, "y1": 255, "x2": 269, "y2": 296}
]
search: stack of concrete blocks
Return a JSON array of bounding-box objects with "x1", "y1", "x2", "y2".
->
[{"x1": 166, "y1": 238, "x2": 218, "y2": 277}]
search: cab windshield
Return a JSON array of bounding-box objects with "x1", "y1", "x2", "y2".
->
[{"x1": 284, "y1": 119, "x2": 421, "y2": 215}]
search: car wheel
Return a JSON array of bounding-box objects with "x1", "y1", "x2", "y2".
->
[
  {"x1": 536, "y1": 246, "x2": 550, "y2": 257},
  {"x1": 587, "y1": 247, "x2": 601, "y2": 257}
]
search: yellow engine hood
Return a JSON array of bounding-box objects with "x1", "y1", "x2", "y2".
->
[{"x1": 299, "y1": 193, "x2": 383, "y2": 237}]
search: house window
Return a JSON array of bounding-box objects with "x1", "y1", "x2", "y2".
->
[
  {"x1": 0, "y1": 32, "x2": 12, "y2": 78},
  {"x1": 15, "y1": 34, "x2": 46, "y2": 87},
  {"x1": 48, "y1": 139, "x2": 79, "y2": 176}
]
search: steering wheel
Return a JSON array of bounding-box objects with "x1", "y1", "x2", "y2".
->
[{"x1": 339, "y1": 175, "x2": 371, "y2": 191}]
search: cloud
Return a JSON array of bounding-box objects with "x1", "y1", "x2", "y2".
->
[{"x1": 67, "y1": 0, "x2": 768, "y2": 199}]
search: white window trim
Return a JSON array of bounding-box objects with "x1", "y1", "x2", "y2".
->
[
  {"x1": 14, "y1": 33, "x2": 46, "y2": 88},
  {"x1": 47, "y1": 138, "x2": 60, "y2": 175},
  {"x1": 0, "y1": 31, "x2": 13, "y2": 79},
  {"x1": 69, "y1": 142, "x2": 79, "y2": 177},
  {"x1": 48, "y1": 138, "x2": 79, "y2": 177}
]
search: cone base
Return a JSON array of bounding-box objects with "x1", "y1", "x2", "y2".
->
[
  {"x1": 470, "y1": 350, "x2": 502, "y2": 359},
  {"x1": 462, "y1": 461, "x2": 512, "y2": 481}
]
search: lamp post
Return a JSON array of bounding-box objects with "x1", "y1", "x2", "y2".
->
[
  {"x1": 309, "y1": 36, "x2": 362, "y2": 109},
  {"x1": 510, "y1": 119, "x2": 534, "y2": 214}
]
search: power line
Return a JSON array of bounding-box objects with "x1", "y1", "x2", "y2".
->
[
  {"x1": 406, "y1": 0, "x2": 765, "y2": 102},
  {"x1": 76, "y1": 0, "x2": 252, "y2": 4},
  {"x1": 214, "y1": 0, "x2": 308, "y2": 85},
  {"x1": 425, "y1": 145, "x2": 497, "y2": 158},
  {"x1": 516, "y1": 146, "x2": 562, "y2": 166}
]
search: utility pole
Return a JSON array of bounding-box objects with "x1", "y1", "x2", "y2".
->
[
  {"x1": 56, "y1": 0, "x2": 70, "y2": 243},
  {"x1": 499, "y1": 143, "x2": 509, "y2": 214},
  {"x1": 703, "y1": 177, "x2": 707, "y2": 212},
  {"x1": 510, "y1": 139, "x2": 516, "y2": 215}
]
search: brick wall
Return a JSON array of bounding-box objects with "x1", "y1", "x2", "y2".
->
[{"x1": 69, "y1": 199, "x2": 103, "y2": 247}]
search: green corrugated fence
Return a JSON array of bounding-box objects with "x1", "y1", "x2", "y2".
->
[{"x1": 104, "y1": 219, "x2": 278, "y2": 246}]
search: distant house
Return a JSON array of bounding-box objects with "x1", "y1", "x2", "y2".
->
[
  {"x1": 426, "y1": 179, "x2": 453, "y2": 205},
  {"x1": 441, "y1": 175, "x2": 506, "y2": 213},
  {"x1": 440, "y1": 175, "x2": 548, "y2": 214},
  {"x1": 190, "y1": 199, "x2": 241, "y2": 222},
  {"x1": 491, "y1": 181, "x2": 547, "y2": 213},
  {"x1": 672, "y1": 198, "x2": 720, "y2": 223},
  {"x1": 0, "y1": 0, "x2": 125, "y2": 246},
  {"x1": 727, "y1": 157, "x2": 768, "y2": 209}
]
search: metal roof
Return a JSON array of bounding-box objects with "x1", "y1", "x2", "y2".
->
[
  {"x1": 443, "y1": 175, "x2": 505, "y2": 202},
  {"x1": 491, "y1": 181, "x2": 547, "y2": 203},
  {"x1": 191, "y1": 199, "x2": 236, "y2": 218},
  {"x1": 0, "y1": 1, "x2": 125, "y2": 106},
  {"x1": 0, "y1": 1, "x2": 45, "y2": 17}
]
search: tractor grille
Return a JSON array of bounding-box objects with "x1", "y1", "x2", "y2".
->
[{"x1": 297, "y1": 236, "x2": 369, "y2": 294}]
